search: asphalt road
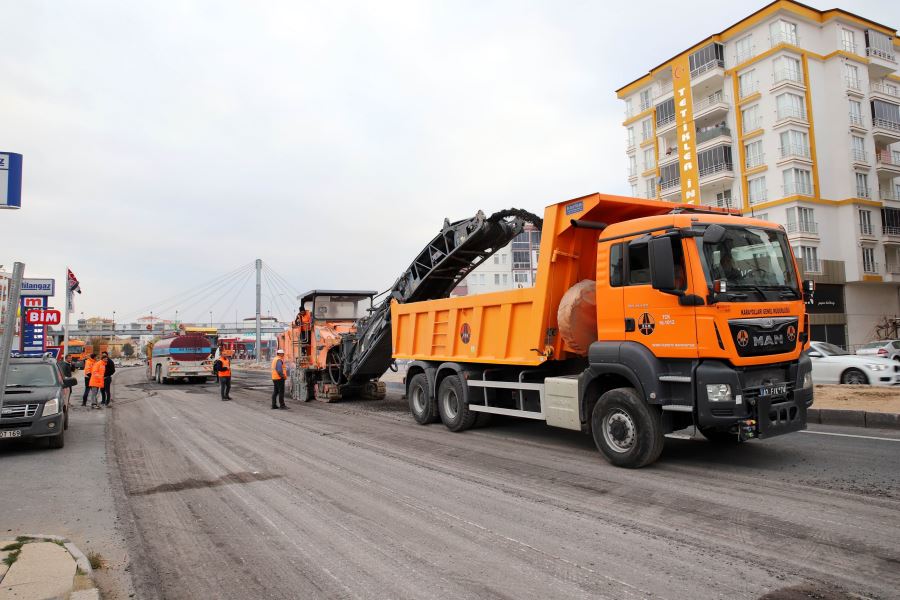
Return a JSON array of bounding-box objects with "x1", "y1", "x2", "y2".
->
[{"x1": 109, "y1": 367, "x2": 900, "y2": 600}]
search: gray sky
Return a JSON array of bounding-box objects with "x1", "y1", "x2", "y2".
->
[{"x1": 2, "y1": 0, "x2": 897, "y2": 323}]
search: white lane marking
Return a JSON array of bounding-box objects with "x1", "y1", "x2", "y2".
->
[{"x1": 801, "y1": 430, "x2": 900, "y2": 443}]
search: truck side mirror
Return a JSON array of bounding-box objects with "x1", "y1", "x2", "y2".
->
[
  {"x1": 649, "y1": 237, "x2": 676, "y2": 291},
  {"x1": 803, "y1": 279, "x2": 815, "y2": 303},
  {"x1": 703, "y1": 224, "x2": 726, "y2": 244}
]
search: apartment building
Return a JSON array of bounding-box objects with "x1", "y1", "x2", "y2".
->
[
  {"x1": 461, "y1": 225, "x2": 542, "y2": 295},
  {"x1": 617, "y1": 0, "x2": 900, "y2": 347}
]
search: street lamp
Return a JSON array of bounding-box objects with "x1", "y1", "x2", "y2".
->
[{"x1": 209, "y1": 311, "x2": 213, "y2": 327}]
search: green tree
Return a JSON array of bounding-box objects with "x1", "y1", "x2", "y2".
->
[{"x1": 122, "y1": 343, "x2": 134, "y2": 357}]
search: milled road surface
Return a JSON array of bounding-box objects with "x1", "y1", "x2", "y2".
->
[{"x1": 110, "y1": 368, "x2": 900, "y2": 599}]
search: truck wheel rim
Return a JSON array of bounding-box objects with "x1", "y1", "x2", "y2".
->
[
  {"x1": 442, "y1": 388, "x2": 459, "y2": 420},
  {"x1": 603, "y1": 409, "x2": 636, "y2": 453},
  {"x1": 412, "y1": 386, "x2": 426, "y2": 414}
]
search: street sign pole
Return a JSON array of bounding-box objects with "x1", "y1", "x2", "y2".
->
[
  {"x1": 63, "y1": 266, "x2": 70, "y2": 362},
  {"x1": 255, "y1": 259, "x2": 262, "y2": 364},
  {"x1": 0, "y1": 262, "x2": 26, "y2": 420}
]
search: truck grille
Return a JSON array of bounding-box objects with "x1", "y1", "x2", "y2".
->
[{"x1": 0, "y1": 404, "x2": 40, "y2": 420}]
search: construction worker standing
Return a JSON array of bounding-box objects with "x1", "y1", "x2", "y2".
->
[
  {"x1": 82, "y1": 353, "x2": 97, "y2": 406},
  {"x1": 271, "y1": 349, "x2": 289, "y2": 410},
  {"x1": 88, "y1": 356, "x2": 106, "y2": 409},
  {"x1": 214, "y1": 353, "x2": 232, "y2": 400}
]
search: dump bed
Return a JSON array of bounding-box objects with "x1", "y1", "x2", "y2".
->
[{"x1": 391, "y1": 192, "x2": 735, "y2": 366}]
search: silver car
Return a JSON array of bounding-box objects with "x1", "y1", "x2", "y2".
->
[{"x1": 855, "y1": 340, "x2": 900, "y2": 361}]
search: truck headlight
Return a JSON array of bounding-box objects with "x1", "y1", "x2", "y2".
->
[
  {"x1": 42, "y1": 397, "x2": 60, "y2": 417},
  {"x1": 865, "y1": 363, "x2": 889, "y2": 371},
  {"x1": 802, "y1": 372, "x2": 813, "y2": 389},
  {"x1": 706, "y1": 384, "x2": 732, "y2": 403}
]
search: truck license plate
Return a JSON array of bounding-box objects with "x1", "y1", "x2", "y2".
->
[
  {"x1": 759, "y1": 384, "x2": 788, "y2": 397},
  {"x1": 0, "y1": 430, "x2": 22, "y2": 439}
]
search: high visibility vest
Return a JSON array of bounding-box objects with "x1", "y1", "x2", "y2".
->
[
  {"x1": 271, "y1": 357, "x2": 286, "y2": 380},
  {"x1": 300, "y1": 312, "x2": 311, "y2": 327},
  {"x1": 219, "y1": 357, "x2": 231, "y2": 378},
  {"x1": 84, "y1": 358, "x2": 95, "y2": 376},
  {"x1": 90, "y1": 360, "x2": 106, "y2": 388}
]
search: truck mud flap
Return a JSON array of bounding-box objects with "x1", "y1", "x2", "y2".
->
[{"x1": 756, "y1": 396, "x2": 806, "y2": 439}]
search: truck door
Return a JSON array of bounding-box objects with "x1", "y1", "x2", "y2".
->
[{"x1": 619, "y1": 235, "x2": 699, "y2": 358}]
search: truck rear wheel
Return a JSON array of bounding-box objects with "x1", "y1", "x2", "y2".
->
[
  {"x1": 438, "y1": 375, "x2": 477, "y2": 432},
  {"x1": 408, "y1": 374, "x2": 437, "y2": 424},
  {"x1": 591, "y1": 387, "x2": 664, "y2": 468}
]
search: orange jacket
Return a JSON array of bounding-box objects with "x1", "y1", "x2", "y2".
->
[
  {"x1": 84, "y1": 357, "x2": 95, "y2": 376},
  {"x1": 218, "y1": 357, "x2": 232, "y2": 378},
  {"x1": 271, "y1": 357, "x2": 287, "y2": 380},
  {"x1": 89, "y1": 359, "x2": 106, "y2": 388}
]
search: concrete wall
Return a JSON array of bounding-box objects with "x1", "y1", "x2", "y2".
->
[{"x1": 844, "y1": 282, "x2": 900, "y2": 346}]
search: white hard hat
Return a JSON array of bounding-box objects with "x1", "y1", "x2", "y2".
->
[{"x1": 277, "y1": 349, "x2": 285, "y2": 354}]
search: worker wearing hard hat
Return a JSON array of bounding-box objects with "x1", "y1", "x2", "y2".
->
[{"x1": 271, "y1": 349, "x2": 289, "y2": 410}]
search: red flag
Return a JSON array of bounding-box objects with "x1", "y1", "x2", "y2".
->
[{"x1": 67, "y1": 269, "x2": 82, "y2": 294}]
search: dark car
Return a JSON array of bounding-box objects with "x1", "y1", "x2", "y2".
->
[{"x1": 1, "y1": 355, "x2": 77, "y2": 449}]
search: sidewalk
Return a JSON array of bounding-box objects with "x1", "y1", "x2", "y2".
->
[
  {"x1": 0, "y1": 536, "x2": 97, "y2": 600},
  {"x1": 812, "y1": 384, "x2": 900, "y2": 430}
]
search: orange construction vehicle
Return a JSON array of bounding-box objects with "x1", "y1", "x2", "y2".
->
[{"x1": 393, "y1": 193, "x2": 814, "y2": 468}]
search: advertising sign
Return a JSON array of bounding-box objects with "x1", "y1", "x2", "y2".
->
[
  {"x1": 25, "y1": 309, "x2": 61, "y2": 325},
  {"x1": 0, "y1": 152, "x2": 23, "y2": 209},
  {"x1": 21, "y1": 278, "x2": 55, "y2": 296},
  {"x1": 20, "y1": 296, "x2": 47, "y2": 352},
  {"x1": 671, "y1": 56, "x2": 699, "y2": 205},
  {"x1": 806, "y1": 284, "x2": 845, "y2": 314}
]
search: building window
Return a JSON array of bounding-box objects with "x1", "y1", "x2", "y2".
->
[
  {"x1": 628, "y1": 155, "x2": 637, "y2": 177},
  {"x1": 735, "y1": 35, "x2": 754, "y2": 63},
  {"x1": 646, "y1": 177, "x2": 657, "y2": 199},
  {"x1": 798, "y1": 246, "x2": 819, "y2": 273},
  {"x1": 862, "y1": 246, "x2": 877, "y2": 273},
  {"x1": 493, "y1": 255, "x2": 499, "y2": 264},
  {"x1": 859, "y1": 209, "x2": 873, "y2": 235},
  {"x1": 643, "y1": 148, "x2": 655, "y2": 171},
  {"x1": 773, "y1": 55, "x2": 802, "y2": 84},
  {"x1": 779, "y1": 129, "x2": 809, "y2": 159},
  {"x1": 639, "y1": 89, "x2": 651, "y2": 112},
  {"x1": 841, "y1": 28, "x2": 857, "y2": 53},
  {"x1": 844, "y1": 63, "x2": 861, "y2": 91},
  {"x1": 749, "y1": 176, "x2": 767, "y2": 204},
  {"x1": 502, "y1": 274, "x2": 508, "y2": 286},
  {"x1": 851, "y1": 135, "x2": 867, "y2": 162},
  {"x1": 745, "y1": 140, "x2": 764, "y2": 168},
  {"x1": 625, "y1": 98, "x2": 633, "y2": 118},
  {"x1": 688, "y1": 42, "x2": 724, "y2": 77},
  {"x1": 656, "y1": 97, "x2": 675, "y2": 128},
  {"x1": 715, "y1": 190, "x2": 733, "y2": 209},
  {"x1": 849, "y1": 99, "x2": 863, "y2": 126},
  {"x1": 494, "y1": 274, "x2": 500, "y2": 285},
  {"x1": 742, "y1": 104, "x2": 761, "y2": 131},
  {"x1": 882, "y1": 207, "x2": 900, "y2": 235},
  {"x1": 856, "y1": 172, "x2": 870, "y2": 198},
  {"x1": 871, "y1": 99, "x2": 900, "y2": 129},
  {"x1": 627, "y1": 126, "x2": 635, "y2": 148},
  {"x1": 697, "y1": 145, "x2": 733, "y2": 178},
  {"x1": 738, "y1": 69, "x2": 757, "y2": 97},
  {"x1": 630, "y1": 183, "x2": 638, "y2": 197},
  {"x1": 776, "y1": 92, "x2": 806, "y2": 120},
  {"x1": 783, "y1": 167, "x2": 813, "y2": 196},
  {"x1": 501, "y1": 253, "x2": 507, "y2": 264},
  {"x1": 641, "y1": 119, "x2": 652, "y2": 142},
  {"x1": 659, "y1": 163, "x2": 679, "y2": 192},
  {"x1": 770, "y1": 19, "x2": 798, "y2": 46},
  {"x1": 866, "y1": 30, "x2": 896, "y2": 62},
  {"x1": 755, "y1": 212, "x2": 769, "y2": 221},
  {"x1": 787, "y1": 206, "x2": 816, "y2": 233},
  {"x1": 513, "y1": 272, "x2": 530, "y2": 288}
]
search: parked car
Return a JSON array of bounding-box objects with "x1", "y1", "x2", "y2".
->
[
  {"x1": 855, "y1": 340, "x2": 900, "y2": 361},
  {"x1": 808, "y1": 341, "x2": 900, "y2": 386},
  {"x1": 1, "y1": 355, "x2": 77, "y2": 448}
]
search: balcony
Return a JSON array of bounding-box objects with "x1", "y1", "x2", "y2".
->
[
  {"x1": 882, "y1": 188, "x2": 900, "y2": 202},
  {"x1": 690, "y1": 58, "x2": 725, "y2": 79},
  {"x1": 784, "y1": 181, "x2": 814, "y2": 197},
  {"x1": 745, "y1": 153, "x2": 765, "y2": 169},
  {"x1": 654, "y1": 81, "x2": 673, "y2": 99},
  {"x1": 872, "y1": 118, "x2": 900, "y2": 144},
  {"x1": 883, "y1": 226, "x2": 900, "y2": 245},
  {"x1": 656, "y1": 112, "x2": 675, "y2": 133},
  {"x1": 696, "y1": 124, "x2": 731, "y2": 146},
  {"x1": 859, "y1": 221, "x2": 875, "y2": 236},
  {"x1": 848, "y1": 113, "x2": 867, "y2": 130},
  {"x1": 770, "y1": 32, "x2": 799, "y2": 47},
  {"x1": 779, "y1": 144, "x2": 811, "y2": 162},
  {"x1": 870, "y1": 82, "x2": 900, "y2": 101},
  {"x1": 886, "y1": 262, "x2": 900, "y2": 275},
  {"x1": 786, "y1": 221, "x2": 819, "y2": 238},
  {"x1": 694, "y1": 92, "x2": 729, "y2": 119},
  {"x1": 698, "y1": 161, "x2": 734, "y2": 185},
  {"x1": 658, "y1": 146, "x2": 678, "y2": 165},
  {"x1": 876, "y1": 150, "x2": 900, "y2": 175},
  {"x1": 866, "y1": 44, "x2": 896, "y2": 63},
  {"x1": 659, "y1": 178, "x2": 681, "y2": 198}
]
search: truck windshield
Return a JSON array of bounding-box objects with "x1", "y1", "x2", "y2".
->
[{"x1": 696, "y1": 226, "x2": 800, "y2": 299}]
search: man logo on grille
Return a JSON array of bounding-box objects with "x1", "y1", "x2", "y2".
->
[
  {"x1": 638, "y1": 313, "x2": 655, "y2": 335},
  {"x1": 786, "y1": 325, "x2": 796, "y2": 342},
  {"x1": 736, "y1": 329, "x2": 749, "y2": 347}
]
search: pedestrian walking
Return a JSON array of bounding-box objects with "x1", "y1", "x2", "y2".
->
[
  {"x1": 82, "y1": 353, "x2": 97, "y2": 406},
  {"x1": 100, "y1": 351, "x2": 116, "y2": 405},
  {"x1": 271, "y1": 349, "x2": 289, "y2": 409},
  {"x1": 88, "y1": 356, "x2": 105, "y2": 409},
  {"x1": 214, "y1": 352, "x2": 232, "y2": 400}
]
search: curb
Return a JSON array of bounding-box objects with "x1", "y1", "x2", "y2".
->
[
  {"x1": 17, "y1": 534, "x2": 98, "y2": 594},
  {"x1": 808, "y1": 408, "x2": 900, "y2": 430}
]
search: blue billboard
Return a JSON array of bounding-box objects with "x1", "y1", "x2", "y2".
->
[{"x1": 0, "y1": 152, "x2": 23, "y2": 209}]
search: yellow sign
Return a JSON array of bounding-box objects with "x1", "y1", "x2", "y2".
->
[{"x1": 672, "y1": 56, "x2": 699, "y2": 204}]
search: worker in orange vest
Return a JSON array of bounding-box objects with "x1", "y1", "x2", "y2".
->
[
  {"x1": 214, "y1": 352, "x2": 232, "y2": 401},
  {"x1": 88, "y1": 356, "x2": 106, "y2": 409},
  {"x1": 271, "y1": 349, "x2": 289, "y2": 410},
  {"x1": 81, "y1": 353, "x2": 97, "y2": 406}
]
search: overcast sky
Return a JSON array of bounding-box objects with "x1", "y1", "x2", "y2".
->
[{"x1": 2, "y1": 0, "x2": 897, "y2": 323}]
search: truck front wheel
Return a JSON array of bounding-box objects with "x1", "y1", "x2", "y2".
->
[
  {"x1": 591, "y1": 388, "x2": 664, "y2": 468},
  {"x1": 438, "y1": 375, "x2": 477, "y2": 432},
  {"x1": 408, "y1": 374, "x2": 437, "y2": 424}
]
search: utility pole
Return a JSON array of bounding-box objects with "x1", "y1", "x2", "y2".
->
[
  {"x1": 0, "y1": 262, "x2": 25, "y2": 420},
  {"x1": 63, "y1": 265, "x2": 71, "y2": 363},
  {"x1": 255, "y1": 259, "x2": 262, "y2": 363}
]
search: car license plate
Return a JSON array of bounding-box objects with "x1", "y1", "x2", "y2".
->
[
  {"x1": 759, "y1": 384, "x2": 788, "y2": 398},
  {"x1": 0, "y1": 430, "x2": 22, "y2": 439}
]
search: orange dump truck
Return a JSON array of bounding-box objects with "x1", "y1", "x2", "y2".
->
[{"x1": 392, "y1": 193, "x2": 814, "y2": 468}]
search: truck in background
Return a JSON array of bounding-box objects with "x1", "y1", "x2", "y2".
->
[
  {"x1": 148, "y1": 333, "x2": 214, "y2": 384},
  {"x1": 392, "y1": 193, "x2": 814, "y2": 468}
]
